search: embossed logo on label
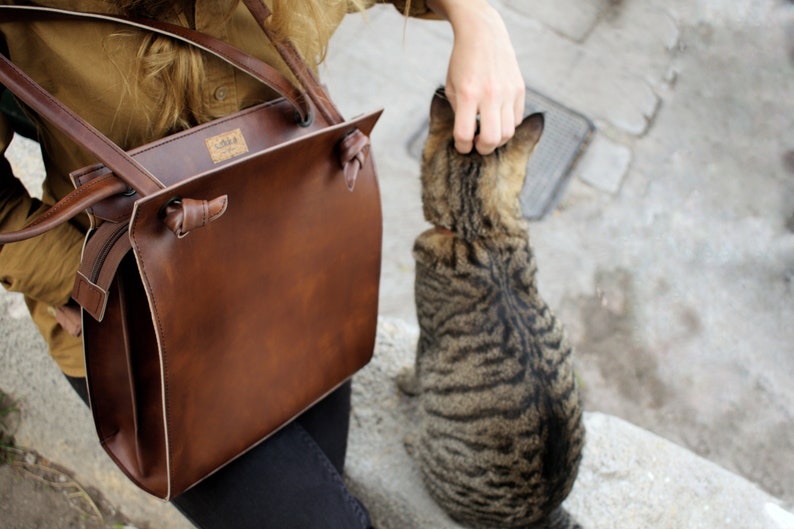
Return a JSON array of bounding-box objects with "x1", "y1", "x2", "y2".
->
[{"x1": 205, "y1": 129, "x2": 249, "y2": 164}]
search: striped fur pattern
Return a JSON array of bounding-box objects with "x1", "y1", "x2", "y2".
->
[{"x1": 398, "y1": 90, "x2": 585, "y2": 529}]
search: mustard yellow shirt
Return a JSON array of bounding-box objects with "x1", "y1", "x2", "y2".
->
[{"x1": 0, "y1": 0, "x2": 436, "y2": 376}]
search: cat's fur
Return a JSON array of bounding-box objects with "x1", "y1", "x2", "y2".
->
[{"x1": 397, "y1": 90, "x2": 585, "y2": 529}]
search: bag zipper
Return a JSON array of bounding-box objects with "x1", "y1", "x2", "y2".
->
[{"x1": 89, "y1": 222, "x2": 129, "y2": 283}]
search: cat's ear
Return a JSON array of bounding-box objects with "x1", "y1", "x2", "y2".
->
[
  {"x1": 513, "y1": 112, "x2": 545, "y2": 152},
  {"x1": 498, "y1": 113, "x2": 544, "y2": 198},
  {"x1": 429, "y1": 87, "x2": 455, "y2": 130}
]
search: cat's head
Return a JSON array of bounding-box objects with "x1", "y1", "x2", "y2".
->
[{"x1": 420, "y1": 88, "x2": 544, "y2": 241}]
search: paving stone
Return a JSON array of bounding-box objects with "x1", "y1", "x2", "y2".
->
[
  {"x1": 498, "y1": 0, "x2": 611, "y2": 42},
  {"x1": 346, "y1": 318, "x2": 793, "y2": 529},
  {"x1": 333, "y1": 3, "x2": 671, "y2": 139},
  {"x1": 680, "y1": 0, "x2": 779, "y2": 26},
  {"x1": 574, "y1": 133, "x2": 632, "y2": 194},
  {"x1": 0, "y1": 290, "x2": 192, "y2": 529},
  {"x1": 585, "y1": 2, "x2": 681, "y2": 88},
  {"x1": 569, "y1": 65, "x2": 661, "y2": 136},
  {"x1": 504, "y1": 21, "x2": 659, "y2": 136}
]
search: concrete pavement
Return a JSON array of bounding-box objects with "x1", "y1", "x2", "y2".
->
[
  {"x1": 1, "y1": 0, "x2": 793, "y2": 526},
  {"x1": 322, "y1": 0, "x2": 794, "y2": 505}
]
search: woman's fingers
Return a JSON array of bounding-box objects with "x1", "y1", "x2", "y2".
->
[
  {"x1": 449, "y1": 83, "x2": 525, "y2": 155},
  {"x1": 513, "y1": 85, "x2": 526, "y2": 128},
  {"x1": 472, "y1": 96, "x2": 503, "y2": 155},
  {"x1": 431, "y1": 1, "x2": 526, "y2": 154},
  {"x1": 449, "y1": 88, "x2": 478, "y2": 154}
]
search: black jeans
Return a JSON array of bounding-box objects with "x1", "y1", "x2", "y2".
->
[{"x1": 66, "y1": 376, "x2": 371, "y2": 529}]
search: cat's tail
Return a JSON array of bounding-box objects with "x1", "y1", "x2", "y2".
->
[{"x1": 530, "y1": 507, "x2": 582, "y2": 529}]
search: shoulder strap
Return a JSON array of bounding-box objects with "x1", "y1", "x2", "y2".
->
[
  {"x1": 240, "y1": 0, "x2": 344, "y2": 126},
  {"x1": 0, "y1": 5, "x2": 312, "y2": 123},
  {"x1": 0, "y1": 1, "x2": 336, "y2": 243}
]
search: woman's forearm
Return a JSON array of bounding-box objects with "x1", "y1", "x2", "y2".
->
[{"x1": 426, "y1": 0, "x2": 525, "y2": 154}]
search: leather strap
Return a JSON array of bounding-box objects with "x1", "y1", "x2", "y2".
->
[
  {"x1": 0, "y1": 52, "x2": 164, "y2": 197},
  {"x1": 0, "y1": 1, "x2": 325, "y2": 242},
  {"x1": 0, "y1": 173, "x2": 128, "y2": 244},
  {"x1": 72, "y1": 221, "x2": 132, "y2": 321},
  {"x1": 0, "y1": 5, "x2": 311, "y2": 122},
  {"x1": 240, "y1": 0, "x2": 344, "y2": 126}
]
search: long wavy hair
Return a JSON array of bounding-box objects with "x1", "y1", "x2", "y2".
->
[{"x1": 114, "y1": 0, "x2": 371, "y2": 140}]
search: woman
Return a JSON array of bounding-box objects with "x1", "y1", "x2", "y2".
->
[{"x1": 0, "y1": 1, "x2": 525, "y2": 527}]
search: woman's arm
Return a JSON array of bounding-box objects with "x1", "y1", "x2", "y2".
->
[
  {"x1": 426, "y1": 0, "x2": 525, "y2": 154},
  {"x1": 0, "y1": 116, "x2": 83, "y2": 309}
]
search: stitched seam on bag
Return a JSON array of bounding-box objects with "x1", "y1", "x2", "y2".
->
[
  {"x1": 129, "y1": 222, "x2": 172, "y2": 486},
  {"x1": 207, "y1": 196, "x2": 227, "y2": 222}
]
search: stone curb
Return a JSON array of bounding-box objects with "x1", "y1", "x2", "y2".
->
[{"x1": 347, "y1": 318, "x2": 794, "y2": 529}]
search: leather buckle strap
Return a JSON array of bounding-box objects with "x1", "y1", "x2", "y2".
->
[{"x1": 72, "y1": 222, "x2": 132, "y2": 321}]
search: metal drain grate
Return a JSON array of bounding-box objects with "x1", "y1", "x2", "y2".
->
[
  {"x1": 521, "y1": 87, "x2": 593, "y2": 220},
  {"x1": 407, "y1": 87, "x2": 594, "y2": 221}
]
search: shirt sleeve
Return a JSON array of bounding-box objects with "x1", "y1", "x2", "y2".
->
[
  {"x1": 386, "y1": 0, "x2": 440, "y2": 18},
  {"x1": 0, "y1": 112, "x2": 84, "y2": 308}
]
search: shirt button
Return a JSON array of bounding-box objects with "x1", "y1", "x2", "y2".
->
[{"x1": 214, "y1": 86, "x2": 228, "y2": 101}]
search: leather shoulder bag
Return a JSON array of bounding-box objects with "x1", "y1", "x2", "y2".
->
[{"x1": 0, "y1": 0, "x2": 382, "y2": 500}]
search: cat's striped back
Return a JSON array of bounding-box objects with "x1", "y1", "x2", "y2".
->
[{"x1": 400, "y1": 89, "x2": 585, "y2": 529}]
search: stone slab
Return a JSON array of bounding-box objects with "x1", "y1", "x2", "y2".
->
[
  {"x1": 346, "y1": 318, "x2": 794, "y2": 529},
  {"x1": 575, "y1": 133, "x2": 633, "y2": 194},
  {"x1": 0, "y1": 290, "x2": 192, "y2": 529},
  {"x1": 586, "y1": 2, "x2": 680, "y2": 87},
  {"x1": 499, "y1": 0, "x2": 610, "y2": 42},
  {"x1": 496, "y1": 4, "x2": 671, "y2": 137}
]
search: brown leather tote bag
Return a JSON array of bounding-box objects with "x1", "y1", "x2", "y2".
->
[{"x1": 0, "y1": 1, "x2": 382, "y2": 499}]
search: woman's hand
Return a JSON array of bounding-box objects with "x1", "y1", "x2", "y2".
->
[{"x1": 427, "y1": 0, "x2": 525, "y2": 154}]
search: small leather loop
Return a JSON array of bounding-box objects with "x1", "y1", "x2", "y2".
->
[
  {"x1": 72, "y1": 222, "x2": 132, "y2": 322},
  {"x1": 73, "y1": 270, "x2": 110, "y2": 322},
  {"x1": 163, "y1": 195, "x2": 228, "y2": 238},
  {"x1": 339, "y1": 129, "x2": 370, "y2": 192},
  {"x1": 343, "y1": 159, "x2": 363, "y2": 192}
]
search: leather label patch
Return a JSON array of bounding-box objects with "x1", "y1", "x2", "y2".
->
[{"x1": 205, "y1": 129, "x2": 249, "y2": 163}]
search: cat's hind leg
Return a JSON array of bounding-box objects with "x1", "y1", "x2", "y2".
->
[{"x1": 395, "y1": 365, "x2": 420, "y2": 396}]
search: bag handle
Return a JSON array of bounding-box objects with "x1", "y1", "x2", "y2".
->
[
  {"x1": 0, "y1": 5, "x2": 313, "y2": 123},
  {"x1": 238, "y1": 1, "x2": 373, "y2": 187},
  {"x1": 240, "y1": 0, "x2": 344, "y2": 126},
  {"x1": 0, "y1": 2, "x2": 346, "y2": 243}
]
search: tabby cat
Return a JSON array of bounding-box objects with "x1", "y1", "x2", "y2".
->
[{"x1": 397, "y1": 89, "x2": 585, "y2": 529}]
